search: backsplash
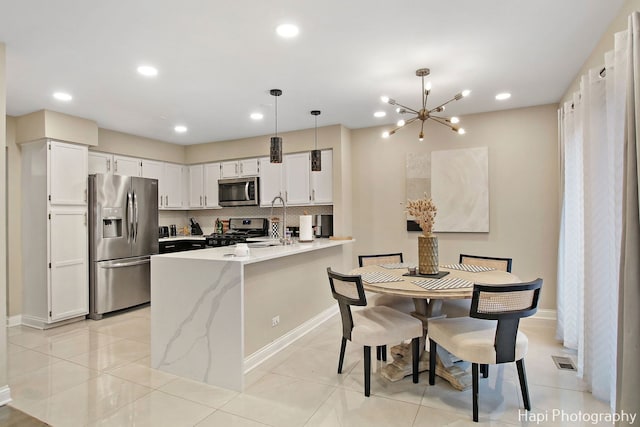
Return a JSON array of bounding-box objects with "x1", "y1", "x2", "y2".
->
[{"x1": 159, "y1": 205, "x2": 333, "y2": 236}]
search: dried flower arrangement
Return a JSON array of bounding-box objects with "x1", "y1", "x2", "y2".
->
[{"x1": 406, "y1": 194, "x2": 437, "y2": 236}]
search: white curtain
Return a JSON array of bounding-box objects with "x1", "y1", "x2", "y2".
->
[{"x1": 557, "y1": 23, "x2": 628, "y2": 405}]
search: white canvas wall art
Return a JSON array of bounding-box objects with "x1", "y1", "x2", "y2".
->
[{"x1": 431, "y1": 147, "x2": 489, "y2": 232}]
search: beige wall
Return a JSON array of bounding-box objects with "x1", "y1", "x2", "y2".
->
[
  {"x1": 563, "y1": 0, "x2": 640, "y2": 102},
  {"x1": 350, "y1": 104, "x2": 560, "y2": 310},
  {"x1": 15, "y1": 110, "x2": 98, "y2": 146},
  {"x1": 97, "y1": 128, "x2": 186, "y2": 163}
]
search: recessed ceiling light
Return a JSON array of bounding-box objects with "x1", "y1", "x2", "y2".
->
[
  {"x1": 276, "y1": 24, "x2": 299, "y2": 38},
  {"x1": 250, "y1": 112, "x2": 264, "y2": 120},
  {"x1": 496, "y1": 92, "x2": 511, "y2": 100},
  {"x1": 174, "y1": 125, "x2": 187, "y2": 133},
  {"x1": 53, "y1": 92, "x2": 72, "y2": 101},
  {"x1": 374, "y1": 111, "x2": 386, "y2": 118},
  {"x1": 137, "y1": 65, "x2": 158, "y2": 77}
]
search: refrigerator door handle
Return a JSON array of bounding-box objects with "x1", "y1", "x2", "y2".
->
[
  {"x1": 133, "y1": 191, "x2": 139, "y2": 242},
  {"x1": 100, "y1": 258, "x2": 150, "y2": 269},
  {"x1": 127, "y1": 191, "x2": 134, "y2": 243}
]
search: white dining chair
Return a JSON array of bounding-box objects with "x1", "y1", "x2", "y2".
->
[
  {"x1": 428, "y1": 278, "x2": 543, "y2": 422},
  {"x1": 327, "y1": 267, "x2": 423, "y2": 396}
]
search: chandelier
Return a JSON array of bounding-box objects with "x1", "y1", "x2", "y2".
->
[{"x1": 381, "y1": 68, "x2": 470, "y2": 141}]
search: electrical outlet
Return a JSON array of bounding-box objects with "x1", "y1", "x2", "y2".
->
[{"x1": 271, "y1": 315, "x2": 280, "y2": 327}]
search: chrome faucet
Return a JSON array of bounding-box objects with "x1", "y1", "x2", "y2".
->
[{"x1": 270, "y1": 195, "x2": 289, "y2": 244}]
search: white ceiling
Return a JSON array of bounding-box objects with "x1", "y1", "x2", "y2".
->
[{"x1": 0, "y1": 0, "x2": 625, "y2": 145}]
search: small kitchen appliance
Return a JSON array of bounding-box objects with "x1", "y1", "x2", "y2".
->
[{"x1": 313, "y1": 214, "x2": 333, "y2": 238}]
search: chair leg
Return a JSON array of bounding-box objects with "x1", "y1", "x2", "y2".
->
[
  {"x1": 338, "y1": 337, "x2": 347, "y2": 374},
  {"x1": 364, "y1": 346, "x2": 371, "y2": 397},
  {"x1": 481, "y1": 364, "x2": 489, "y2": 378},
  {"x1": 412, "y1": 337, "x2": 420, "y2": 384},
  {"x1": 429, "y1": 339, "x2": 436, "y2": 385},
  {"x1": 516, "y1": 359, "x2": 531, "y2": 410},
  {"x1": 381, "y1": 345, "x2": 387, "y2": 361},
  {"x1": 472, "y1": 363, "x2": 479, "y2": 422}
]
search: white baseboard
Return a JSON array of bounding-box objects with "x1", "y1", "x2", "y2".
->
[
  {"x1": 534, "y1": 309, "x2": 557, "y2": 321},
  {"x1": 244, "y1": 305, "x2": 338, "y2": 373},
  {"x1": 6, "y1": 315, "x2": 22, "y2": 328},
  {"x1": 0, "y1": 385, "x2": 12, "y2": 406}
]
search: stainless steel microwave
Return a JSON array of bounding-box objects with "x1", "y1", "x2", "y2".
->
[{"x1": 218, "y1": 177, "x2": 259, "y2": 206}]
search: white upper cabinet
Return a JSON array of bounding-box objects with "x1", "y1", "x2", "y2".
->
[
  {"x1": 164, "y1": 163, "x2": 184, "y2": 209},
  {"x1": 284, "y1": 152, "x2": 311, "y2": 205},
  {"x1": 310, "y1": 150, "x2": 333, "y2": 204},
  {"x1": 49, "y1": 141, "x2": 88, "y2": 206},
  {"x1": 204, "y1": 163, "x2": 220, "y2": 208},
  {"x1": 113, "y1": 155, "x2": 142, "y2": 176},
  {"x1": 189, "y1": 163, "x2": 221, "y2": 208},
  {"x1": 221, "y1": 158, "x2": 259, "y2": 178},
  {"x1": 189, "y1": 164, "x2": 205, "y2": 208},
  {"x1": 259, "y1": 157, "x2": 284, "y2": 207},
  {"x1": 88, "y1": 151, "x2": 113, "y2": 175}
]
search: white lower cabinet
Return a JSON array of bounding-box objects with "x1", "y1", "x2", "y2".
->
[
  {"x1": 21, "y1": 139, "x2": 89, "y2": 328},
  {"x1": 49, "y1": 208, "x2": 89, "y2": 321}
]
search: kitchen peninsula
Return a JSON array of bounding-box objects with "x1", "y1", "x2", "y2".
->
[{"x1": 150, "y1": 238, "x2": 353, "y2": 391}]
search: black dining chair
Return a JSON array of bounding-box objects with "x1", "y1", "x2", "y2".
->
[
  {"x1": 428, "y1": 278, "x2": 543, "y2": 422},
  {"x1": 358, "y1": 253, "x2": 415, "y2": 361},
  {"x1": 327, "y1": 267, "x2": 422, "y2": 396}
]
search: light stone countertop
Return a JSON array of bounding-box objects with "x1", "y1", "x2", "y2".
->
[
  {"x1": 152, "y1": 238, "x2": 353, "y2": 265},
  {"x1": 159, "y1": 236, "x2": 206, "y2": 242}
]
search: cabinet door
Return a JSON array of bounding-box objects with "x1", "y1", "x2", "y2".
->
[
  {"x1": 164, "y1": 163, "x2": 184, "y2": 209},
  {"x1": 189, "y1": 165, "x2": 204, "y2": 208},
  {"x1": 141, "y1": 160, "x2": 165, "y2": 208},
  {"x1": 49, "y1": 141, "x2": 88, "y2": 206},
  {"x1": 113, "y1": 155, "x2": 141, "y2": 176},
  {"x1": 221, "y1": 161, "x2": 239, "y2": 178},
  {"x1": 259, "y1": 157, "x2": 284, "y2": 207},
  {"x1": 284, "y1": 153, "x2": 311, "y2": 205},
  {"x1": 311, "y1": 150, "x2": 333, "y2": 204},
  {"x1": 49, "y1": 208, "x2": 88, "y2": 321},
  {"x1": 88, "y1": 152, "x2": 113, "y2": 175},
  {"x1": 204, "y1": 163, "x2": 220, "y2": 208},
  {"x1": 239, "y1": 158, "x2": 259, "y2": 176}
]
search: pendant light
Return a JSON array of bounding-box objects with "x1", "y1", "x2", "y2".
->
[
  {"x1": 269, "y1": 89, "x2": 283, "y2": 163},
  {"x1": 310, "y1": 110, "x2": 322, "y2": 171}
]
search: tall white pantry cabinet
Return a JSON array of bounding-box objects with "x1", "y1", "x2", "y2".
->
[{"x1": 21, "y1": 140, "x2": 89, "y2": 328}]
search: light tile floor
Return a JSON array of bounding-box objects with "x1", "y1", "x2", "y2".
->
[{"x1": 7, "y1": 306, "x2": 611, "y2": 426}]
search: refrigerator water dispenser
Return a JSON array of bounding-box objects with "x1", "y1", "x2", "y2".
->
[{"x1": 102, "y1": 207, "x2": 123, "y2": 238}]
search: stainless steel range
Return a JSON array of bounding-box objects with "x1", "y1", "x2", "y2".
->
[{"x1": 205, "y1": 218, "x2": 268, "y2": 247}]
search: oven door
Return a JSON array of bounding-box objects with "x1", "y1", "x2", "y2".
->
[{"x1": 218, "y1": 177, "x2": 259, "y2": 206}]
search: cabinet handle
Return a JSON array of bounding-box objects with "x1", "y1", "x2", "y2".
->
[
  {"x1": 312, "y1": 189, "x2": 315, "y2": 201},
  {"x1": 84, "y1": 189, "x2": 87, "y2": 202},
  {"x1": 84, "y1": 212, "x2": 87, "y2": 225},
  {"x1": 285, "y1": 191, "x2": 288, "y2": 202},
  {"x1": 107, "y1": 159, "x2": 111, "y2": 172},
  {"x1": 240, "y1": 163, "x2": 243, "y2": 174},
  {"x1": 160, "y1": 195, "x2": 163, "y2": 207},
  {"x1": 114, "y1": 160, "x2": 118, "y2": 172},
  {"x1": 200, "y1": 195, "x2": 203, "y2": 206},
  {"x1": 204, "y1": 196, "x2": 207, "y2": 205},
  {"x1": 235, "y1": 163, "x2": 238, "y2": 175},
  {"x1": 165, "y1": 195, "x2": 169, "y2": 206}
]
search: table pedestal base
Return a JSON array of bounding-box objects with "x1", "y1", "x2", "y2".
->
[{"x1": 380, "y1": 343, "x2": 472, "y2": 391}]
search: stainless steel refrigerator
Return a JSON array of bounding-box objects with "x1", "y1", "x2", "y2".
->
[{"x1": 88, "y1": 174, "x2": 158, "y2": 319}]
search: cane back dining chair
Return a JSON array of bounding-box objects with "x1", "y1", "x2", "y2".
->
[
  {"x1": 327, "y1": 267, "x2": 422, "y2": 396},
  {"x1": 428, "y1": 278, "x2": 543, "y2": 422},
  {"x1": 358, "y1": 253, "x2": 415, "y2": 361},
  {"x1": 441, "y1": 254, "x2": 513, "y2": 318}
]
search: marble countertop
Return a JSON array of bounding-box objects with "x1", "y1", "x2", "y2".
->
[{"x1": 152, "y1": 238, "x2": 353, "y2": 265}]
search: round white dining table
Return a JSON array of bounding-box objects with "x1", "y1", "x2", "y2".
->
[{"x1": 350, "y1": 263, "x2": 521, "y2": 390}]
